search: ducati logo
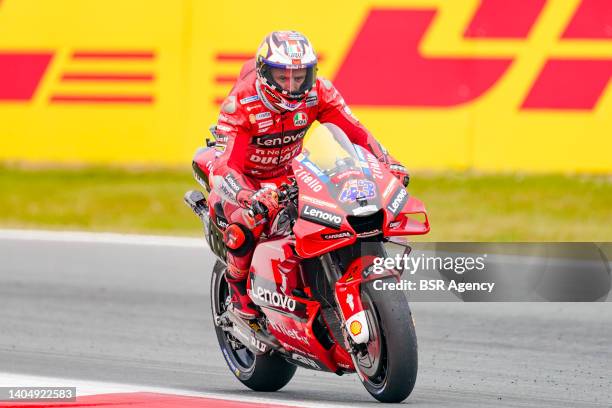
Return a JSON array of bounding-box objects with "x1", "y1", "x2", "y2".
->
[{"x1": 346, "y1": 293, "x2": 354, "y2": 311}]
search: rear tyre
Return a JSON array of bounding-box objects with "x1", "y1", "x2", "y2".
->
[
  {"x1": 210, "y1": 260, "x2": 297, "y2": 391},
  {"x1": 355, "y1": 277, "x2": 418, "y2": 402}
]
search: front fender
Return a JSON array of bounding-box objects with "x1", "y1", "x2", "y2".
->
[{"x1": 334, "y1": 255, "x2": 400, "y2": 344}]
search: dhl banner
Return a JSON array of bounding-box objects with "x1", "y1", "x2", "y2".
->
[{"x1": 0, "y1": 0, "x2": 611, "y2": 172}]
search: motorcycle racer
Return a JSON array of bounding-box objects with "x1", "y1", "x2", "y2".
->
[{"x1": 209, "y1": 30, "x2": 409, "y2": 319}]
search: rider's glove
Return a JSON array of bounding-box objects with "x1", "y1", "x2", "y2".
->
[
  {"x1": 381, "y1": 155, "x2": 410, "y2": 187},
  {"x1": 241, "y1": 187, "x2": 280, "y2": 219}
]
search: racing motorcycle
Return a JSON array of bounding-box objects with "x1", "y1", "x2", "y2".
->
[{"x1": 184, "y1": 123, "x2": 429, "y2": 403}]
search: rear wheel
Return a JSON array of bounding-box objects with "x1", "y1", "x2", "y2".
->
[
  {"x1": 210, "y1": 261, "x2": 296, "y2": 391},
  {"x1": 354, "y1": 277, "x2": 418, "y2": 402}
]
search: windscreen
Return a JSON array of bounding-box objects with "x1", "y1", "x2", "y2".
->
[{"x1": 298, "y1": 123, "x2": 382, "y2": 214}]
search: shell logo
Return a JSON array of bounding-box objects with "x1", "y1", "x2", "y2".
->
[{"x1": 350, "y1": 320, "x2": 363, "y2": 336}]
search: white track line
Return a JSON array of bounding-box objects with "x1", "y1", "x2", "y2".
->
[
  {"x1": 0, "y1": 372, "x2": 339, "y2": 408},
  {"x1": 0, "y1": 229, "x2": 206, "y2": 248},
  {"x1": 0, "y1": 229, "x2": 608, "y2": 269},
  {"x1": 0, "y1": 229, "x2": 612, "y2": 269}
]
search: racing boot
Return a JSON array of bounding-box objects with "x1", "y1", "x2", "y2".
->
[{"x1": 225, "y1": 273, "x2": 259, "y2": 320}]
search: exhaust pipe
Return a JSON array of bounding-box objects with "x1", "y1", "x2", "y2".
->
[{"x1": 221, "y1": 311, "x2": 285, "y2": 356}]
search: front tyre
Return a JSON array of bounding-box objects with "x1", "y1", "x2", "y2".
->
[
  {"x1": 355, "y1": 277, "x2": 418, "y2": 403},
  {"x1": 210, "y1": 261, "x2": 297, "y2": 391}
]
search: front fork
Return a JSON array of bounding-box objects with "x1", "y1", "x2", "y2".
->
[{"x1": 321, "y1": 253, "x2": 400, "y2": 346}]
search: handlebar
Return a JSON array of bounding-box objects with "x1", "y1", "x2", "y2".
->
[{"x1": 246, "y1": 180, "x2": 299, "y2": 221}]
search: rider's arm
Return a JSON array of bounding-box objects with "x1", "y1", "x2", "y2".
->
[
  {"x1": 211, "y1": 97, "x2": 257, "y2": 207},
  {"x1": 316, "y1": 78, "x2": 409, "y2": 185},
  {"x1": 316, "y1": 78, "x2": 387, "y2": 159}
]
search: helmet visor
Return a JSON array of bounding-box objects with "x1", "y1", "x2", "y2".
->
[{"x1": 261, "y1": 62, "x2": 316, "y2": 99}]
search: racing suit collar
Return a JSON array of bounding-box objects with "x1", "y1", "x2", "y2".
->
[{"x1": 256, "y1": 79, "x2": 306, "y2": 113}]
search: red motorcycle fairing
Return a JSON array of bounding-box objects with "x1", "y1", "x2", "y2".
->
[
  {"x1": 192, "y1": 146, "x2": 216, "y2": 194},
  {"x1": 248, "y1": 235, "x2": 355, "y2": 372},
  {"x1": 291, "y1": 146, "x2": 429, "y2": 259}
]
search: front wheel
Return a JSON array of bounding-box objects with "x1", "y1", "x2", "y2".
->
[
  {"x1": 210, "y1": 261, "x2": 296, "y2": 391},
  {"x1": 354, "y1": 277, "x2": 418, "y2": 403}
]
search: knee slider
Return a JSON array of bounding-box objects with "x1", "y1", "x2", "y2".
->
[{"x1": 223, "y1": 223, "x2": 255, "y2": 257}]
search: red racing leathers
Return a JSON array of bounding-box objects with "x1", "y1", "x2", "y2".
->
[{"x1": 209, "y1": 59, "x2": 395, "y2": 281}]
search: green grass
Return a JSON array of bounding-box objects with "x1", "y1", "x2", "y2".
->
[{"x1": 1, "y1": 165, "x2": 610, "y2": 241}]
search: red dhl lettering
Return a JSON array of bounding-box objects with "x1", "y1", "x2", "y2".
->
[{"x1": 333, "y1": 2, "x2": 612, "y2": 111}]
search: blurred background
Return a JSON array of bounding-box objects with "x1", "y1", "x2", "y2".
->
[{"x1": 1, "y1": 0, "x2": 610, "y2": 240}]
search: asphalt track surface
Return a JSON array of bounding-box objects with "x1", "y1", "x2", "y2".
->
[{"x1": 1, "y1": 232, "x2": 611, "y2": 407}]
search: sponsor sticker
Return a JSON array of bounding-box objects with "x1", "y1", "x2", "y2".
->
[
  {"x1": 240, "y1": 95, "x2": 259, "y2": 105},
  {"x1": 366, "y1": 153, "x2": 384, "y2": 180},
  {"x1": 253, "y1": 129, "x2": 307, "y2": 146},
  {"x1": 216, "y1": 216, "x2": 228, "y2": 230},
  {"x1": 321, "y1": 231, "x2": 353, "y2": 240},
  {"x1": 386, "y1": 187, "x2": 408, "y2": 217},
  {"x1": 218, "y1": 113, "x2": 238, "y2": 125},
  {"x1": 382, "y1": 180, "x2": 396, "y2": 198},
  {"x1": 331, "y1": 169, "x2": 362, "y2": 183},
  {"x1": 258, "y1": 119, "x2": 274, "y2": 129},
  {"x1": 351, "y1": 204, "x2": 378, "y2": 216},
  {"x1": 301, "y1": 195, "x2": 337, "y2": 209},
  {"x1": 339, "y1": 179, "x2": 376, "y2": 203},
  {"x1": 224, "y1": 174, "x2": 242, "y2": 193},
  {"x1": 349, "y1": 320, "x2": 362, "y2": 335},
  {"x1": 250, "y1": 337, "x2": 267, "y2": 352},
  {"x1": 263, "y1": 86, "x2": 282, "y2": 103},
  {"x1": 305, "y1": 92, "x2": 318, "y2": 107},
  {"x1": 250, "y1": 151, "x2": 296, "y2": 165},
  {"x1": 255, "y1": 111, "x2": 272, "y2": 120},
  {"x1": 294, "y1": 165, "x2": 323, "y2": 192},
  {"x1": 293, "y1": 112, "x2": 308, "y2": 127},
  {"x1": 300, "y1": 204, "x2": 342, "y2": 229},
  {"x1": 251, "y1": 286, "x2": 297, "y2": 312},
  {"x1": 303, "y1": 160, "x2": 323, "y2": 177},
  {"x1": 216, "y1": 124, "x2": 233, "y2": 133},
  {"x1": 356, "y1": 228, "x2": 382, "y2": 238},
  {"x1": 269, "y1": 322, "x2": 309, "y2": 345}
]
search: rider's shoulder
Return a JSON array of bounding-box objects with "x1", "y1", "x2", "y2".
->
[
  {"x1": 219, "y1": 78, "x2": 259, "y2": 118},
  {"x1": 316, "y1": 77, "x2": 336, "y2": 91},
  {"x1": 315, "y1": 77, "x2": 341, "y2": 103}
]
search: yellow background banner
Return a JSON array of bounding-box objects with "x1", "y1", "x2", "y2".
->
[{"x1": 0, "y1": 0, "x2": 610, "y2": 173}]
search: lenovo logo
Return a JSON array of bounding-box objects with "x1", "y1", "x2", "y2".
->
[
  {"x1": 300, "y1": 205, "x2": 342, "y2": 229},
  {"x1": 251, "y1": 287, "x2": 296, "y2": 312},
  {"x1": 386, "y1": 187, "x2": 408, "y2": 216}
]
